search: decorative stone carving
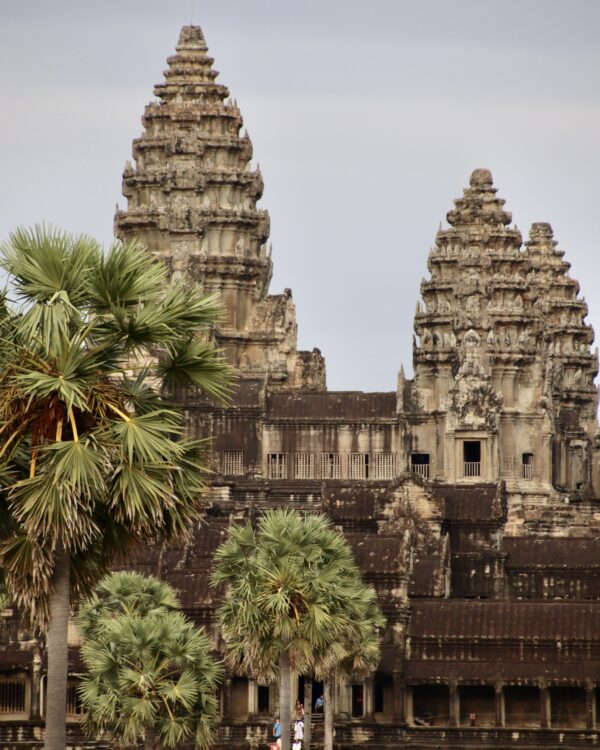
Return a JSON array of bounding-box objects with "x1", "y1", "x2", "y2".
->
[{"x1": 463, "y1": 329, "x2": 481, "y2": 348}]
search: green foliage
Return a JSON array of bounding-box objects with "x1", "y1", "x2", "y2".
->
[
  {"x1": 78, "y1": 572, "x2": 222, "y2": 749},
  {"x1": 210, "y1": 509, "x2": 385, "y2": 681},
  {"x1": 0, "y1": 225, "x2": 236, "y2": 625}
]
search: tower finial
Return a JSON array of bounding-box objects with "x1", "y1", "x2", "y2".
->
[{"x1": 177, "y1": 25, "x2": 207, "y2": 51}]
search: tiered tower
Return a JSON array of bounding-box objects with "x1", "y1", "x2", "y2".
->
[
  {"x1": 115, "y1": 26, "x2": 325, "y2": 389},
  {"x1": 525, "y1": 222, "x2": 599, "y2": 492},
  {"x1": 403, "y1": 169, "x2": 598, "y2": 493}
]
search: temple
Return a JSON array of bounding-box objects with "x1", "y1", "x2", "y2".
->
[{"x1": 3, "y1": 24, "x2": 600, "y2": 750}]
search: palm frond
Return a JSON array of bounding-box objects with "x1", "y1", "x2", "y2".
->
[
  {"x1": 158, "y1": 339, "x2": 235, "y2": 404},
  {"x1": 0, "y1": 225, "x2": 99, "y2": 306},
  {"x1": 90, "y1": 239, "x2": 166, "y2": 309}
]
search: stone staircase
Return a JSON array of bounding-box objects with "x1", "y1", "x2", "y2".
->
[{"x1": 308, "y1": 712, "x2": 324, "y2": 747}]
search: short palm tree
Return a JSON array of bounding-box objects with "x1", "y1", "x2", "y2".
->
[
  {"x1": 78, "y1": 572, "x2": 222, "y2": 750},
  {"x1": 0, "y1": 226, "x2": 234, "y2": 750},
  {"x1": 210, "y1": 509, "x2": 383, "y2": 750}
]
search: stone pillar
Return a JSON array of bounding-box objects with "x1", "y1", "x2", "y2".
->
[
  {"x1": 585, "y1": 682, "x2": 596, "y2": 729},
  {"x1": 337, "y1": 679, "x2": 350, "y2": 717},
  {"x1": 222, "y1": 674, "x2": 233, "y2": 723},
  {"x1": 539, "y1": 683, "x2": 550, "y2": 729},
  {"x1": 30, "y1": 648, "x2": 42, "y2": 720},
  {"x1": 495, "y1": 683, "x2": 505, "y2": 728},
  {"x1": 364, "y1": 677, "x2": 374, "y2": 721},
  {"x1": 542, "y1": 433, "x2": 552, "y2": 485},
  {"x1": 405, "y1": 686, "x2": 414, "y2": 725},
  {"x1": 248, "y1": 678, "x2": 257, "y2": 717},
  {"x1": 392, "y1": 671, "x2": 405, "y2": 724},
  {"x1": 449, "y1": 682, "x2": 459, "y2": 727}
]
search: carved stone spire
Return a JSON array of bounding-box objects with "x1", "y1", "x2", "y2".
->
[
  {"x1": 414, "y1": 169, "x2": 531, "y2": 383},
  {"x1": 404, "y1": 169, "x2": 599, "y2": 491},
  {"x1": 115, "y1": 26, "x2": 325, "y2": 389},
  {"x1": 446, "y1": 168, "x2": 513, "y2": 229},
  {"x1": 525, "y1": 223, "x2": 597, "y2": 407}
]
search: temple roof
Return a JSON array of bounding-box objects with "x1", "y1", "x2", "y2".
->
[
  {"x1": 410, "y1": 601, "x2": 600, "y2": 640},
  {"x1": 267, "y1": 391, "x2": 396, "y2": 420},
  {"x1": 504, "y1": 537, "x2": 600, "y2": 568}
]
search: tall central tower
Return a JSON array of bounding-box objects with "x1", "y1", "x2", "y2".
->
[{"x1": 115, "y1": 26, "x2": 325, "y2": 389}]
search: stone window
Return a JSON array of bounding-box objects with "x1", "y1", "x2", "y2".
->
[
  {"x1": 67, "y1": 679, "x2": 84, "y2": 718},
  {"x1": 0, "y1": 678, "x2": 26, "y2": 715},
  {"x1": 522, "y1": 452, "x2": 534, "y2": 479},
  {"x1": 257, "y1": 685, "x2": 270, "y2": 714},
  {"x1": 372, "y1": 453, "x2": 397, "y2": 479},
  {"x1": 410, "y1": 453, "x2": 430, "y2": 478},
  {"x1": 348, "y1": 453, "x2": 369, "y2": 480},
  {"x1": 351, "y1": 683, "x2": 364, "y2": 717},
  {"x1": 569, "y1": 443, "x2": 585, "y2": 490},
  {"x1": 463, "y1": 441, "x2": 481, "y2": 477},
  {"x1": 267, "y1": 453, "x2": 287, "y2": 479},
  {"x1": 294, "y1": 453, "x2": 315, "y2": 479},
  {"x1": 222, "y1": 450, "x2": 244, "y2": 476},
  {"x1": 320, "y1": 453, "x2": 341, "y2": 479}
]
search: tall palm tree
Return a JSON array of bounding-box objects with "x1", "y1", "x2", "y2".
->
[
  {"x1": 0, "y1": 226, "x2": 234, "y2": 750},
  {"x1": 78, "y1": 572, "x2": 222, "y2": 750},
  {"x1": 210, "y1": 509, "x2": 383, "y2": 750}
]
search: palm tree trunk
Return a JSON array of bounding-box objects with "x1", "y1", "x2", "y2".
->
[
  {"x1": 304, "y1": 678, "x2": 312, "y2": 749},
  {"x1": 279, "y1": 650, "x2": 291, "y2": 750},
  {"x1": 323, "y1": 676, "x2": 334, "y2": 750},
  {"x1": 144, "y1": 727, "x2": 156, "y2": 750},
  {"x1": 44, "y1": 550, "x2": 70, "y2": 750}
]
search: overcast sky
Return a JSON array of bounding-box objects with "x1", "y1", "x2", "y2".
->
[{"x1": 1, "y1": 1, "x2": 599, "y2": 391}]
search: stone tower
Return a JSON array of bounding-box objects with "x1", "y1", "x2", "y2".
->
[
  {"x1": 115, "y1": 26, "x2": 325, "y2": 389},
  {"x1": 403, "y1": 168, "x2": 598, "y2": 494}
]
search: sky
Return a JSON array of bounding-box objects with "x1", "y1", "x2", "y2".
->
[{"x1": 1, "y1": 0, "x2": 599, "y2": 392}]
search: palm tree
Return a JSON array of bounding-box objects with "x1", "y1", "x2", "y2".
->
[
  {"x1": 317, "y1": 601, "x2": 384, "y2": 750},
  {"x1": 78, "y1": 572, "x2": 222, "y2": 750},
  {"x1": 210, "y1": 509, "x2": 383, "y2": 750},
  {"x1": 0, "y1": 226, "x2": 234, "y2": 750}
]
